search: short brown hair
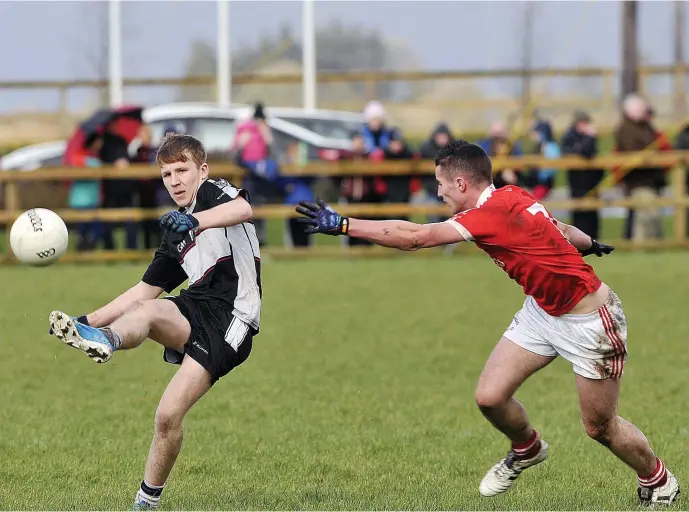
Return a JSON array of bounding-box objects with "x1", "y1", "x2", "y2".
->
[
  {"x1": 435, "y1": 139, "x2": 493, "y2": 186},
  {"x1": 156, "y1": 133, "x2": 207, "y2": 168}
]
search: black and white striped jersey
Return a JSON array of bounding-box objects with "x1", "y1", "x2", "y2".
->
[{"x1": 142, "y1": 178, "x2": 262, "y2": 332}]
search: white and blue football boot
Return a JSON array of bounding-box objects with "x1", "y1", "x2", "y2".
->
[
  {"x1": 49, "y1": 310, "x2": 114, "y2": 363},
  {"x1": 133, "y1": 499, "x2": 157, "y2": 510}
]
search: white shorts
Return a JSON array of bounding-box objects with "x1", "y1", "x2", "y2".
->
[{"x1": 503, "y1": 288, "x2": 628, "y2": 380}]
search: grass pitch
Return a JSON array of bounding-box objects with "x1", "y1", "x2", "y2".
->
[{"x1": 0, "y1": 252, "x2": 687, "y2": 510}]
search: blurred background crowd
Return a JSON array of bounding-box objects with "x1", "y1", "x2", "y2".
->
[
  {"x1": 8, "y1": 92, "x2": 682, "y2": 253},
  {"x1": 1, "y1": 1, "x2": 687, "y2": 254}
]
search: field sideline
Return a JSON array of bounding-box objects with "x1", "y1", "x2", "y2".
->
[{"x1": 0, "y1": 252, "x2": 687, "y2": 510}]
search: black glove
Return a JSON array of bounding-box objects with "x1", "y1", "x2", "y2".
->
[
  {"x1": 295, "y1": 199, "x2": 349, "y2": 236},
  {"x1": 580, "y1": 239, "x2": 615, "y2": 257},
  {"x1": 49, "y1": 314, "x2": 89, "y2": 335},
  {"x1": 159, "y1": 211, "x2": 199, "y2": 234}
]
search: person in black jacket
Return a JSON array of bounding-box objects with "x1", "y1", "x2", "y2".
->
[
  {"x1": 561, "y1": 110, "x2": 604, "y2": 239},
  {"x1": 419, "y1": 123, "x2": 453, "y2": 194},
  {"x1": 382, "y1": 129, "x2": 416, "y2": 222}
]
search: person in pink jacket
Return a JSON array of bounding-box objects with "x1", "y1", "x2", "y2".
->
[{"x1": 231, "y1": 103, "x2": 275, "y2": 245}]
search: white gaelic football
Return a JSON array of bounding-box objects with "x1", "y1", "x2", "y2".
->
[{"x1": 10, "y1": 208, "x2": 69, "y2": 266}]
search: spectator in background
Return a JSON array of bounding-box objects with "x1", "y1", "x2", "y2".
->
[
  {"x1": 382, "y1": 129, "x2": 415, "y2": 218},
  {"x1": 527, "y1": 118, "x2": 560, "y2": 200},
  {"x1": 648, "y1": 107, "x2": 673, "y2": 153},
  {"x1": 231, "y1": 102, "x2": 276, "y2": 246},
  {"x1": 673, "y1": 120, "x2": 689, "y2": 237},
  {"x1": 419, "y1": 122, "x2": 454, "y2": 201},
  {"x1": 70, "y1": 133, "x2": 104, "y2": 251},
  {"x1": 478, "y1": 121, "x2": 524, "y2": 188},
  {"x1": 646, "y1": 105, "x2": 672, "y2": 194},
  {"x1": 622, "y1": 106, "x2": 673, "y2": 239},
  {"x1": 561, "y1": 110, "x2": 604, "y2": 239},
  {"x1": 338, "y1": 132, "x2": 385, "y2": 203},
  {"x1": 132, "y1": 124, "x2": 162, "y2": 249},
  {"x1": 419, "y1": 122, "x2": 453, "y2": 159},
  {"x1": 280, "y1": 141, "x2": 315, "y2": 249},
  {"x1": 99, "y1": 120, "x2": 138, "y2": 251},
  {"x1": 360, "y1": 101, "x2": 396, "y2": 155},
  {"x1": 673, "y1": 119, "x2": 689, "y2": 153},
  {"x1": 338, "y1": 132, "x2": 387, "y2": 247},
  {"x1": 614, "y1": 94, "x2": 665, "y2": 242}
]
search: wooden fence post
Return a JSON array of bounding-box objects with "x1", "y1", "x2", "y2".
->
[
  {"x1": 4, "y1": 176, "x2": 18, "y2": 255},
  {"x1": 671, "y1": 162, "x2": 687, "y2": 242},
  {"x1": 4, "y1": 178, "x2": 18, "y2": 213}
]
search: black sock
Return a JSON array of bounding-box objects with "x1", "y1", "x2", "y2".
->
[
  {"x1": 140, "y1": 480, "x2": 164, "y2": 498},
  {"x1": 136, "y1": 480, "x2": 165, "y2": 508}
]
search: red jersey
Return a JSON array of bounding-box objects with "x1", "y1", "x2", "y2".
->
[{"x1": 447, "y1": 185, "x2": 601, "y2": 316}]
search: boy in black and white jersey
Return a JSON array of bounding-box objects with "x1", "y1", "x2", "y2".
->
[{"x1": 49, "y1": 133, "x2": 261, "y2": 510}]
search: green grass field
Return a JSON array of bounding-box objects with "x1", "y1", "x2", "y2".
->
[{"x1": 0, "y1": 252, "x2": 687, "y2": 510}]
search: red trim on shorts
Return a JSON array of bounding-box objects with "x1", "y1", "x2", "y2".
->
[
  {"x1": 603, "y1": 305, "x2": 626, "y2": 378},
  {"x1": 599, "y1": 307, "x2": 621, "y2": 378},
  {"x1": 598, "y1": 306, "x2": 625, "y2": 379}
]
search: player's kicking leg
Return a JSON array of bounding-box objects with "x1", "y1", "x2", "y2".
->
[
  {"x1": 134, "y1": 354, "x2": 211, "y2": 510},
  {"x1": 475, "y1": 337, "x2": 555, "y2": 497},
  {"x1": 49, "y1": 299, "x2": 190, "y2": 364},
  {"x1": 576, "y1": 375, "x2": 680, "y2": 506},
  {"x1": 52, "y1": 299, "x2": 200, "y2": 510}
]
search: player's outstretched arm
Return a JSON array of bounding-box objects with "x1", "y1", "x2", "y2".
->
[
  {"x1": 86, "y1": 281, "x2": 164, "y2": 328},
  {"x1": 159, "y1": 196, "x2": 252, "y2": 234},
  {"x1": 555, "y1": 220, "x2": 615, "y2": 257},
  {"x1": 347, "y1": 218, "x2": 465, "y2": 250},
  {"x1": 295, "y1": 199, "x2": 465, "y2": 250}
]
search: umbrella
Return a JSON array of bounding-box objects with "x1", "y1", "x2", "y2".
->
[{"x1": 63, "y1": 105, "x2": 144, "y2": 166}]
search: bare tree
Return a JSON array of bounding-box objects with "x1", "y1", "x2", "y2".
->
[
  {"x1": 176, "y1": 23, "x2": 409, "y2": 104},
  {"x1": 64, "y1": 2, "x2": 142, "y2": 108}
]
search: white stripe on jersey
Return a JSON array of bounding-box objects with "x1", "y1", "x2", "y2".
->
[
  {"x1": 225, "y1": 222, "x2": 261, "y2": 330},
  {"x1": 225, "y1": 316, "x2": 250, "y2": 351},
  {"x1": 445, "y1": 219, "x2": 474, "y2": 241},
  {"x1": 182, "y1": 179, "x2": 261, "y2": 331}
]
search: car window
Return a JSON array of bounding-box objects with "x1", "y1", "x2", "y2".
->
[
  {"x1": 40, "y1": 155, "x2": 65, "y2": 167},
  {"x1": 279, "y1": 117, "x2": 363, "y2": 140},
  {"x1": 271, "y1": 129, "x2": 324, "y2": 162},
  {"x1": 189, "y1": 118, "x2": 236, "y2": 154},
  {"x1": 267, "y1": 129, "x2": 296, "y2": 162},
  {"x1": 148, "y1": 119, "x2": 192, "y2": 146}
]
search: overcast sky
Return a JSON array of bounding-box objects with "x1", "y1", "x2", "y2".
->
[{"x1": 0, "y1": 0, "x2": 683, "y2": 113}]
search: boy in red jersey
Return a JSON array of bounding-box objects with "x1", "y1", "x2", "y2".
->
[{"x1": 295, "y1": 140, "x2": 680, "y2": 506}]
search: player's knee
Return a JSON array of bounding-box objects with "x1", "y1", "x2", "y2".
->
[
  {"x1": 475, "y1": 388, "x2": 508, "y2": 412},
  {"x1": 583, "y1": 416, "x2": 615, "y2": 445},
  {"x1": 130, "y1": 299, "x2": 169, "y2": 322},
  {"x1": 154, "y1": 406, "x2": 184, "y2": 437}
]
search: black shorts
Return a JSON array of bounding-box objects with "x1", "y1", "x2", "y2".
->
[{"x1": 163, "y1": 295, "x2": 254, "y2": 385}]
